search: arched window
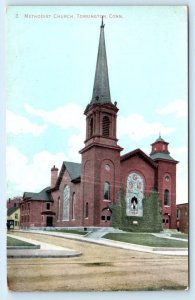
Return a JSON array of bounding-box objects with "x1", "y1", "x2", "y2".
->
[
  {"x1": 104, "y1": 182, "x2": 110, "y2": 200},
  {"x1": 164, "y1": 189, "x2": 169, "y2": 206},
  {"x1": 102, "y1": 116, "x2": 110, "y2": 137},
  {"x1": 72, "y1": 193, "x2": 76, "y2": 220},
  {"x1": 57, "y1": 197, "x2": 60, "y2": 220},
  {"x1": 89, "y1": 118, "x2": 93, "y2": 137},
  {"x1": 63, "y1": 185, "x2": 70, "y2": 221},
  {"x1": 85, "y1": 202, "x2": 89, "y2": 218},
  {"x1": 126, "y1": 172, "x2": 144, "y2": 217}
]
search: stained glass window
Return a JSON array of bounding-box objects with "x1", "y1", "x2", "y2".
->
[{"x1": 63, "y1": 185, "x2": 70, "y2": 221}]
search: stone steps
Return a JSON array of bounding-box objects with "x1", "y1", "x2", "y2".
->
[{"x1": 85, "y1": 227, "x2": 124, "y2": 239}]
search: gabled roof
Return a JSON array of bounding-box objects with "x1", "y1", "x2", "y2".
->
[
  {"x1": 54, "y1": 161, "x2": 81, "y2": 189},
  {"x1": 7, "y1": 207, "x2": 19, "y2": 216},
  {"x1": 23, "y1": 187, "x2": 51, "y2": 201},
  {"x1": 64, "y1": 161, "x2": 81, "y2": 180},
  {"x1": 120, "y1": 148, "x2": 157, "y2": 168}
]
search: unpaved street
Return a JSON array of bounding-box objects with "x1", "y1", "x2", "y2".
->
[{"x1": 7, "y1": 232, "x2": 188, "y2": 291}]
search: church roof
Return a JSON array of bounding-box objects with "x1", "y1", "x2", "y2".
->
[
  {"x1": 90, "y1": 18, "x2": 112, "y2": 104},
  {"x1": 151, "y1": 135, "x2": 168, "y2": 145},
  {"x1": 63, "y1": 161, "x2": 81, "y2": 181},
  {"x1": 23, "y1": 187, "x2": 51, "y2": 201},
  {"x1": 53, "y1": 161, "x2": 81, "y2": 189},
  {"x1": 7, "y1": 207, "x2": 19, "y2": 216},
  {"x1": 121, "y1": 148, "x2": 157, "y2": 168},
  {"x1": 150, "y1": 152, "x2": 178, "y2": 162}
]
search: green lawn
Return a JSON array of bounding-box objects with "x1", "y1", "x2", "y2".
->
[
  {"x1": 7, "y1": 236, "x2": 35, "y2": 247},
  {"x1": 104, "y1": 233, "x2": 188, "y2": 248},
  {"x1": 171, "y1": 233, "x2": 188, "y2": 240}
]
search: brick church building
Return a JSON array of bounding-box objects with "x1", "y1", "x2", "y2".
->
[{"x1": 20, "y1": 19, "x2": 178, "y2": 230}]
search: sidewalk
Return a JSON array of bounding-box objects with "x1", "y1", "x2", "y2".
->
[
  {"x1": 12, "y1": 230, "x2": 188, "y2": 256},
  {"x1": 7, "y1": 233, "x2": 82, "y2": 258}
]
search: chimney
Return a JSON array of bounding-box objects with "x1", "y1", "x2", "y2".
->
[{"x1": 51, "y1": 165, "x2": 58, "y2": 188}]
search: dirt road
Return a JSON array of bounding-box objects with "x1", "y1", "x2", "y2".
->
[{"x1": 7, "y1": 232, "x2": 188, "y2": 291}]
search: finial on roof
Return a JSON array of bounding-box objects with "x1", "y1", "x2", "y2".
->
[{"x1": 101, "y1": 16, "x2": 105, "y2": 28}]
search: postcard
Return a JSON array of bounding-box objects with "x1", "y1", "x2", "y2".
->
[{"x1": 6, "y1": 6, "x2": 188, "y2": 292}]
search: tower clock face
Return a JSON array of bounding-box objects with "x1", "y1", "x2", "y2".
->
[{"x1": 165, "y1": 176, "x2": 170, "y2": 182}]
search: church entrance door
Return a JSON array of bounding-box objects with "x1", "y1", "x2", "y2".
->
[
  {"x1": 163, "y1": 214, "x2": 170, "y2": 229},
  {"x1": 46, "y1": 216, "x2": 53, "y2": 227},
  {"x1": 100, "y1": 208, "x2": 112, "y2": 226}
]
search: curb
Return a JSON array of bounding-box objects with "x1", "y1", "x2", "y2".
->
[{"x1": 7, "y1": 249, "x2": 82, "y2": 258}]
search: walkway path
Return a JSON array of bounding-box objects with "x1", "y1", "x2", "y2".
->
[
  {"x1": 10, "y1": 229, "x2": 188, "y2": 256},
  {"x1": 7, "y1": 233, "x2": 81, "y2": 258}
]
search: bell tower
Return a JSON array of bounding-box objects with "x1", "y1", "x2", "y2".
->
[
  {"x1": 80, "y1": 18, "x2": 123, "y2": 227},
  {"x1": 150, "y1": 135, "x2": 178, "y2": 229},
  {"x1": 83, "y1": 17, "x2": 120, "y2": 150}
]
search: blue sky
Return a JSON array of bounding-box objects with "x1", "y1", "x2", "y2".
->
[{"x1": 6, "y1": 6, "x2": 188, "y2": 203}]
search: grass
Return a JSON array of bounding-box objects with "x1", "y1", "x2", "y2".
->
[
  {"x1": 104, "y1": 233, "x2": 188, "y2": 248},
  {"x1": 7, "y1": 236, "x2": 35, "y2": 247},
  {"x1": 50, "y1": 229, "x2": 87, "y2": 235},
  {"x1": 171, "y1": 233, "x2": 188, "y2": 240}
]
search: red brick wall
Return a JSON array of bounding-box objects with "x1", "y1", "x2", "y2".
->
[
  {"x1": 177, "y1": 203, "x2": 188, "y2": 233},
  {"x1": 81, "y1": 145, "x2": 121, "y2": 226},
  {"x1": 20, "y1": 200, "x2": 43, "y2": 227},
  {"x1": 155, "y1": 161, "x2": 177, "y2": 229},
  {"x1": 120, "y1": 155, "x2": 156, "y2": 196},
  {"x1": 20, "y1": 155, "x2": 177, "y2": 229},
  {"x1": 52, "y1": 169, "x2": 82, "y2": 227},
  {"x1": 7, "y1": 197, "x2": 22, "y2": 209}
]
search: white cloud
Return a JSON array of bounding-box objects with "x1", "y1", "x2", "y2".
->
[
  {"x1": 118, "y1": 113, "x2": 176, "y2": 141},
  {"x1": 6, "y1": 110, "x2": 47, "y2": 136},
  {"x1": 156, "y1": 99, "x2": 187, "y2": 118},
  {"x1": 24, "y1": 103, "x2": 85, "y2": 130},
  {"x1": 6, "y1": 146, "x2": 67, "y2": 198},
  {"x1": 170, "y1": 145, "x2": 188, "y2": 163},
  {"x1": 67, "y1": 130, "x2": 85, "y2": 163},
  {"x1": 6, "y1": 102, "x2": 86, "y2": 197}
]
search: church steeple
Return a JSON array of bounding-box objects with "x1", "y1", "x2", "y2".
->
[
  {"x1": 80, "y1": 19, "x2": 123, "y2": 153},
  {"x1": 91, "y1": 17, "x2": 111, "y2": 104}
]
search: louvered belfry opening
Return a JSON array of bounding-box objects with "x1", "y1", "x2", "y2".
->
[
  {"x1": 89, "y1": 117, "x2": 93, "y2": 137},
  {"x1": 102, "y1": 116, "x2": 110, "y2": 137}
]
